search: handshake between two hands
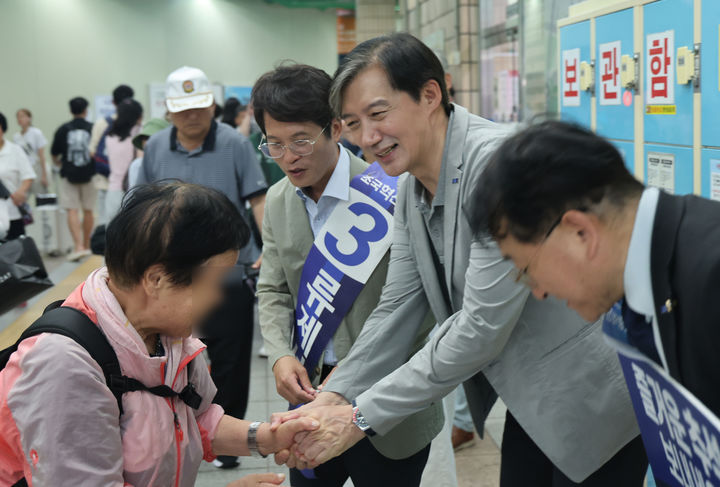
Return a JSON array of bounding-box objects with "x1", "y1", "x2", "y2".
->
[{"x1": 267, "y1": 390, "x2": 367, "y2": 470}]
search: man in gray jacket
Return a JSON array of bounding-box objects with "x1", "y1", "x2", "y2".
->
[{"x1": 272, "y1": 33, "x2": 648, "y2": 486}]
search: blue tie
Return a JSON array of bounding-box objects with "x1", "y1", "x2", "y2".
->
[{"x1": 621, "y1": 298, "x2": 662, "y2": 364}]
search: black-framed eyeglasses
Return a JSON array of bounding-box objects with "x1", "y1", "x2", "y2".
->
[
  {"x1": 513, "y1": 214, "x2": 564, "y2": 286},
  {"x1": 258, "y1": 125, "x2": 329, "y2": 159}
]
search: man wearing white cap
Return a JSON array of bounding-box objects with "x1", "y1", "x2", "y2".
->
[{"x1": 138, "y1": 66, "x2": 268, "y2": 470}]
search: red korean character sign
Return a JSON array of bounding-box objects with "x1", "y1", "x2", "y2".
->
[
  {"x1": 562, "y1": 48, "x2": 580, "y2": 107},
  {"x1": 599, "y1": 41, "x2": 621, "y2": 106},
  {"x1": 646, "y1": 30, "x2": 675, "y2": 106}
]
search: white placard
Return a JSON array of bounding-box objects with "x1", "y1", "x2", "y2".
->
[
  {"x1": 645, "y1": 30, "x2": 675, "y2": 105},
  {"x1": 93, "y1": 94, "x2": 115, "y2": 123},
  {"x1": 710, "y1": 159, "x2": 720, "y2": 202},
  {"x1": 599, "y1": 41, "x2": 621, "y2": 105},
  {"x1": 647, "y1": 152, "x2": 675, "y2": 194},
  {"x1": 149, "y1": 83, "x2": 167, "y2": 120},
  {"x1": 562, "y1": 48, "x2": 581, "y2": 107}
]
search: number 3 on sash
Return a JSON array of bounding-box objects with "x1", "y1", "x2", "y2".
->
[{"x1": 324, "y1": 202, "x2": 388, "y2": 267}]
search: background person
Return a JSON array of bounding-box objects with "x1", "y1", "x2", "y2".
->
[
  {"x1": 50, "y1": 96, "x2": 95, "y2": 261},
  {"x1": 13, "y1": 108, "x2": 48, "y2": 194},
  {"x1": 104, "y1": 98, "x2": 143, "y2": 221},
  {"x1": 138, "y1": 65, "x2": 268, "y2": 469},
  {"x1": 0, "y1": 111, "x2": 36, "y2": 240},
  {"x1": 89, "y1": 84, "x2": 134, "y2": 225}
]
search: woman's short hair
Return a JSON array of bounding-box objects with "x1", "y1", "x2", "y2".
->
[{"x1": 105, "y1": 182, "x2": 249, "y2": 288}]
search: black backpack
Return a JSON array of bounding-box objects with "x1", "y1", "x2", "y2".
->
[{"x1": 0, "y1": 300, "x2": 203, "y2": 416}]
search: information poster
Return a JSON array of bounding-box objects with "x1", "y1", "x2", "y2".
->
[
  {"x1": 647, "y1": 152, "x2": 675, "y2": 194},
  {"x1": 711, "y1": 159, "x2": 720, "y2": 202},
  {"x1": 149, "y1": 83, "x2": 167, "y2": 120},
  {"x1": 93, "y1": 94, "x2": 115, "y2": 123}
]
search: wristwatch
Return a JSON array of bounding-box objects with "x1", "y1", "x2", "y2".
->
[
  {"x1": 351, "y1": 400, "x2": 377, "y2": 437},
  {"x1": 247, "y1": 421, "x2": 268, "y2": 458}
]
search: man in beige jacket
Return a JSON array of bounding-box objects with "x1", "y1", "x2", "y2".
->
[{"x1": 254, "y1": 63, "x2": 441, "y2": 487}]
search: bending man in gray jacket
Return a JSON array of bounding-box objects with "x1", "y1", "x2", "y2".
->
[{"x1": 273, "y1": 33, "x2": 648, "y2": 486}]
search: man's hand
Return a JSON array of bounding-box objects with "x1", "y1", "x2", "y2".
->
[
  {"x1": 272, "y1": 356, "x2": 316, "y2": 405},
  {"x1": 251, "y1": 254, "x2": 263, "y2": 270},
  {"x1": 293, "y1": 404, "x2": 366, "y2": 467},
  {"x1": 270, "y1": 390, "x2": 351, "y2": 467},
  {"x1": 269, "y1": 391, "x2": 349, "y2": 431},
  {"x1": 227, "y1": 472, "x2": 287, "y2": 487}
]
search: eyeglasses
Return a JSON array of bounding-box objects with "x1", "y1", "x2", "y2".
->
[
  {"x1": 258, "y1": 125, "x2": 329, "y2": 159},
  {"x1": 512, "y1": 215, "x2": 563, "y2": 287}
]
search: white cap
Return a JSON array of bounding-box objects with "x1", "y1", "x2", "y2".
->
[{"x1": 165, "y1": 66, "x2": 214, "y2": 113}]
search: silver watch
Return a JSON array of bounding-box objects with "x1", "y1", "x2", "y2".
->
[{"x1": 247, "y1": 421, "x2": 268, "y2": 458}]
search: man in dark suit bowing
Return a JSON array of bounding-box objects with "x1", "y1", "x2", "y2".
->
[{"x1": 471, "y1": 119, "x2": 720, "y2": 416}]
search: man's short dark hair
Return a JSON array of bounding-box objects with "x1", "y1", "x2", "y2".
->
[
  {"x1": 251, "y1": 63, "x2": 333, "y2": 137},
  {"x1": 330, "y1": 33, "x2": 451, "y2": 117},
  {"x1": 105, "y1": 181, "x2": 249, "y2": 288},
  {"x1": 112, "y1": 84, "x2": 134, "y2": 105},
  {"x1": 69, "y1": 97, "x2": 89, "y2": 115},
  {"x1": 469, "y1": 120, "x2": 644, "y2": 243},
  {"x1": 0, "y1": 112, "x2": 6, "y2": 133}
]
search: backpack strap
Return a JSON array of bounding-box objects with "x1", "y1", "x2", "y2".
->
[
  {"x1": 17, "y1": 302, "x2": 126, "y2": 414},
  {"x1": 5, "y1": 301, "x2": 203, "y2": 415},
  {"x1": 110, "y1": 374, "x2": 202, "y2": 410}
]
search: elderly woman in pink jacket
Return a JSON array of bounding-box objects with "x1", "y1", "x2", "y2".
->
[{"x1": 0, "y1": 182, "x2": 317, "y2": 487}]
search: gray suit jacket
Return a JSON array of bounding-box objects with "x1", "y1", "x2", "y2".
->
[
  {"x1": 257, "y1": 150, "x2": 441, "y2": 459},
  {"x1": 326, "y1": 105, "x2": 639, "y2": 482}
]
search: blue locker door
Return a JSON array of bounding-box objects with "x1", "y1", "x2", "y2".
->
[
  {"x1": 643, "y1": 0, "x2": 694, "y2": 146},
  {"x1": 702, "y1": 0, "x2": 720, "y2": 148},
  {"x1": 596, "y1": 8, "x2": 635, "y2": 141},
  {"x1": 612, "y1": 140, "x2": 635, "y2": 174},
  {"x1": 645, "y1": 144, "x2": 694, "y2": 194},
  {"x1": 559, "y1": 21, "x2": 591, "y2": 128},
  {"x1": 701, "y1": 149, "x2": 720, "y2": 199}
]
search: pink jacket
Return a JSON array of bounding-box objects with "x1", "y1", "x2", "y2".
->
[{"x1": 0, "y1": 267, "x2": 224, "y2": 486}]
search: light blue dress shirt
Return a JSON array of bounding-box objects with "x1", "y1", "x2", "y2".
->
[
  {"x1": 623, "y1": 187, "x2": 669, "y2": 371},
  {"x1": 294, "y1": 144, "x2": 350, "y2": 366}
]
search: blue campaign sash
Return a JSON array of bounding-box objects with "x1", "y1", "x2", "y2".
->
[
  {"x1": 294, "y1": 162, "x2": 398, "y2": 374},
  {"x1": 603, "y1": 305, "x2": 720, "y2": 487}
]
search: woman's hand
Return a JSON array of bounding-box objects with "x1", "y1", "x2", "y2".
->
[{"x1": 226, "y1": 472, "x2": 287, "y2": 487}]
